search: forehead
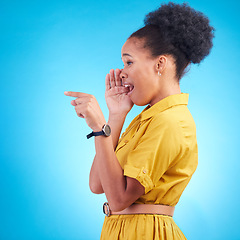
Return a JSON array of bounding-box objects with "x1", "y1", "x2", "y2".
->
[{"x1": 121, "y1": 37, "x2": 150, "y2": 57}]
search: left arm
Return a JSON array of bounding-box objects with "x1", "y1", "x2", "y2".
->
[
  {"x1": 94, "y1": 134, "x2": 144, "y2": 211},
  {"x1": 89, "y1": 112, "x2": 127, "y2": 195}
]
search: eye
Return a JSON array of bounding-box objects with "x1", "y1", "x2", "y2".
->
[{"x1": 123, "y1": 61, "x2": 133, "y2": 67}]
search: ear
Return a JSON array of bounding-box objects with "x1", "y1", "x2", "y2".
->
[{"x1": 155, "y1": 55, "x2": 168, "y2": 74}]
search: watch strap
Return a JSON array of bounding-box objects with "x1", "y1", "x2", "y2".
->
[{"x1": 86, "y1": 130, "x2": 104, "y2": 139}]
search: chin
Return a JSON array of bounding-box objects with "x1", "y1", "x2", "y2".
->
[{"x1": 131, "y1": 96, "x2": 149, "y2": 106}]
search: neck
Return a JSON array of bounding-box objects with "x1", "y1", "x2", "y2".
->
[{"x1": 149, "y1": 77, "x2": 181, "y2": 106}]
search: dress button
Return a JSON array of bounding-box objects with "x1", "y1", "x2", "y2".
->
[
  {"x1": 143, "y1": 169, "x2": 147, "y2": 174},
  {"x1": 124, "y1": 140, "x2": 129, "y2": 143}
]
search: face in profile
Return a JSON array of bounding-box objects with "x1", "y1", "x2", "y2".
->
[{"x1": 120, "y1": 37, "x2": 165, "y2": 106}]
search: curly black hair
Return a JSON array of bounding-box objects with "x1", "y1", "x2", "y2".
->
[{"x1": 129, "y1": 2, "x2": 215, "y2": 80}]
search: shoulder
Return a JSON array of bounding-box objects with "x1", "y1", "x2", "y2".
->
[
  {"x1": 150, "y1": 104, "x2": 196, "y2": 130},
  {"x1": 146, "y1": 108, "x2": 182, "y2": 133},
  {"x1": 144, "y1": 105, "x2": 197, "y2": 145}
]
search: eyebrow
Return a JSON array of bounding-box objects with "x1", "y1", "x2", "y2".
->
[{"x1": 121, "y1": 53, "x2": 133, "y2": 58}]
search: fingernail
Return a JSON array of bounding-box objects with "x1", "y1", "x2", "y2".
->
[{"x1": 64, "y1": 91, "x2": 69, "y2": 95}]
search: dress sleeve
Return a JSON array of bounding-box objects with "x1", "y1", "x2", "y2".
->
[{"x1": 123, "y1": 116, "x2": 183, "y2": 194}]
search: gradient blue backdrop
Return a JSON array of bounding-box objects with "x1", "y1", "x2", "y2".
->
[{"x1": 0, "y1": 0, "x2": 239, "y2": 239}]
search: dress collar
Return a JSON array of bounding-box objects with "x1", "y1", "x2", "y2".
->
[{"x1": 140, "y1": 93, "x2": 189, "y2": 121}]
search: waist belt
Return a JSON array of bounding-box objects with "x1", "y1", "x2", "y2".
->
[{"x1": 103, "y1": 202, "x2": 175, "y2": 217}]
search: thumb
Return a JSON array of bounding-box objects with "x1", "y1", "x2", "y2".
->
[{"x1": 70, "y1": 100, "x2": 77, "y2": 106}]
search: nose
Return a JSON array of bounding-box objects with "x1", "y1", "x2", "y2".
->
[{"x1": 120, "y1": 69, "x2": 127, "y2": 80}]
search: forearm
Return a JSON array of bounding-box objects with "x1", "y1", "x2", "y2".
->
[
  {"x1": 89, "y1": 156, "x2": 104, "y2": 194},
  {"x1": 89, "y1": 113, "x2": 127, "y2": 194},
  {"x1": 108, "y1": 113, "x2": 127, "y2": 150},
  {"x1": 95, "y1": 135, "x2": 127, "y2": 211}
]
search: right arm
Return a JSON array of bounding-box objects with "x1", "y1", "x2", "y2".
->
[{"x1": 89, "y1": 69, "x2": 133, "y2": 194}]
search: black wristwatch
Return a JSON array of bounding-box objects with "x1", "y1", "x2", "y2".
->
[{"x1": 86, "y1": 124, "x2": 111, "y2": 139}]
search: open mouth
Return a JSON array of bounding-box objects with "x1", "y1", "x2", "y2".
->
[{"x1": 123, "y1": 83, "x2": 134, "y2": 95}]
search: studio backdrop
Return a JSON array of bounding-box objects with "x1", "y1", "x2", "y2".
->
[{"x1": 0, "y1": 0, "x2": 239, "y2": 239}]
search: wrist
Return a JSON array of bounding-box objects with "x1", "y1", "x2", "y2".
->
[
  {"x1": 87, "y1": 123, "x2": 111, "y2": 139},
  {"x1": 108, "y1": 112, "x2": 127, "y2": 121},
  {"x1": 92, "y1": 122, "x2": 106, "y2": 132}
]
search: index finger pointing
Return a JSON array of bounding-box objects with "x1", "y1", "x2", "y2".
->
[{"x1": 64, "y1": 91, "x2": 88, "y2": 97}]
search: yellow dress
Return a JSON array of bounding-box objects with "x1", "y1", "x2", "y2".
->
[{"x1": 100, "y1": 93, "x2": 198, "y2": 240}]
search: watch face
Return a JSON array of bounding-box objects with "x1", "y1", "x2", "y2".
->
[{"x1": 103, "y1": 124, "x2": 111, "y2": 137}]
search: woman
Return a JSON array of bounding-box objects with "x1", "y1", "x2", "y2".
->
[{"x1": 64, "y1": 2, "x2": 215, "y2": 239}]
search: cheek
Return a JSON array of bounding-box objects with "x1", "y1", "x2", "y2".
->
[
  {"x1": 133, "y1": 67, "x2": 148, "y2": 82},
  {"x1": 139, "y1": 63, "x2": 155, "y2": 79}
]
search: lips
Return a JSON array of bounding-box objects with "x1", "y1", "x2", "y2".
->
[{"x1": 123, "y1": 83, "x2": 134, "y2": 95}]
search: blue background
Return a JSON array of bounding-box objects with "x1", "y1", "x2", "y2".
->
[{"x1": 0, "y1": 0, "x2": 239, "y2": 239}]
